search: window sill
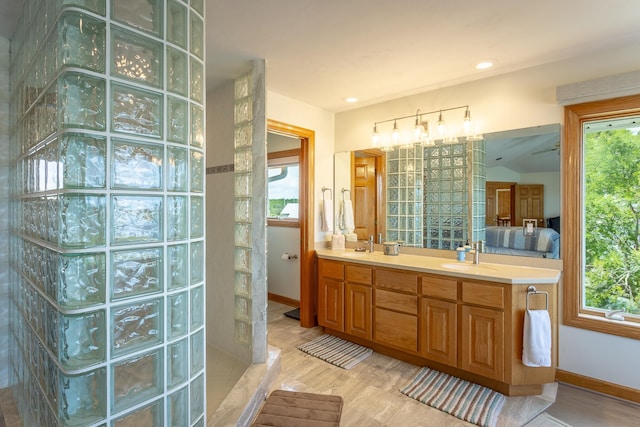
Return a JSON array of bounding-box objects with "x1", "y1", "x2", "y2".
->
[
  {"x1": 564, "y1": 311, "x2": 640, "y2": 341},
  {"x1": 267, "y1": 219, "x2": 300, "y2": 228}
]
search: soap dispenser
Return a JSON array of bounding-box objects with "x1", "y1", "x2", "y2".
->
[{"x1": 456, "y1": 244, "x2": 466, "y2": 262}]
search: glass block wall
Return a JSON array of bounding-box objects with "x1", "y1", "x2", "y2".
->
[
  {"x1": 8, "y1": 0, "x2": 206, "y2": 425},
  {"x1": 233, "y1": 62, "x2": 267, "y2": 363},
  {"x1": 386, "y1": 147, "x2": 424, "y2": 247},
  {"x1": 470, "y1": 139, "x2": 486, "y2": 243},
  {"x1": 423, "y1": 143, "x2": 469, "y2": 250}
]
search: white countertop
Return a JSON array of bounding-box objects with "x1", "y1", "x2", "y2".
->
[{"x1": 316, "y1": 249, "x2": 561, "y2": 285}]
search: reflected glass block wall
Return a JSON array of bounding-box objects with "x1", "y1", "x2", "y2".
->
[{"x1": 8, "y1": 0, "x2": 206, "y2": 425}]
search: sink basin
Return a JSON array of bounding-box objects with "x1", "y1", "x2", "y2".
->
[{"x1": 441, "y1": 263, "x2": 497, "y2": 272}]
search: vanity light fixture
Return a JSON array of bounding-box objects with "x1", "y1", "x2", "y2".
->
[{"x1": 371, "y1": 105, "x2": 483, "y2": 148}]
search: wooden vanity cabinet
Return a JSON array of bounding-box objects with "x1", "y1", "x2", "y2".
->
[
  {"x1": 315, "y1": 255, "x2": 557, "y2": 396},
  {"x1": 420, "y1": 275, "x2": 458, "y2": 367}
]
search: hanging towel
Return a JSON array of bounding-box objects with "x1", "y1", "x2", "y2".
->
[
  {"x1": 342, "y1": 199, "x2": 355, "y2": 233},
  {"x1": 522, "y1": 309, "x2": 552, "y2": 367},
  {"x1": 321, "y1": 198, "x2": 334, "y2": 232}
]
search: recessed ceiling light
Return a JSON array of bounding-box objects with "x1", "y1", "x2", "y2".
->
[
  {"x1": 345, "y1": 97, "x2": 358, "y2": 103},
  {"x1": 475, "y1": 60, "x2": 495, "y2": 70}
]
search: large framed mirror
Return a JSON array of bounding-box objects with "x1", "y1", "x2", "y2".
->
[{"x1": 334, "y1": 123, "x2": 561, "y2": 259}]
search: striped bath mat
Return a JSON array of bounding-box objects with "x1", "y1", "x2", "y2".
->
[
  {"x1": 400, "y1": 367, "x2": 506, "y2": 427},
  {"x1": 297, "y1": 334, "x2": 373, "y2": 369}
]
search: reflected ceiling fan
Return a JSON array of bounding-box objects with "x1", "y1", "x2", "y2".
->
[{"x1": 531, "y1": 142, "x2": 560, "y2": 155}]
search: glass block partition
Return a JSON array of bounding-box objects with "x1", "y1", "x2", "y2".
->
[
  {"x1": 233, "y1": 62, "x2": 267, "y2": 363},
  {"x1": 386, "y1": 147, "x2": 424, "y2": 247},
  {"x1": 422, "y1": 143, "x2": 468, "y2": 250},
  {"x1": 8, "y1": 0, "x2": 206, "y2": 425},
  {"x1": 470, "y1": 139, "x2": 486, "y2": 243}
]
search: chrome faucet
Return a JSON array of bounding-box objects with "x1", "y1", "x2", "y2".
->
[
  {"x1": 368, "y1": 235, "x2": 375, "y2": 253},
  {"x1": 473, "y1": 240, "x2": 484, "y2": 264}
]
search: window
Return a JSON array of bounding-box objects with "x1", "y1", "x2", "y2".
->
[
  {"x1": 268, "y1": 149, "x2": 300, "y2": 227},
  {"x1": 564, "y1": 95, "x2": 640, "y2": 339}
]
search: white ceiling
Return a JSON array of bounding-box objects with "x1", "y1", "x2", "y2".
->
[{"x1": 2, "y1": 1, "x2": 640, "y2": 113}]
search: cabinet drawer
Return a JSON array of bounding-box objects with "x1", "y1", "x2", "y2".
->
[
  {"x1": 375, "y1": 269, "x2": 418, "y2": 293},
  {"x1": 421, "y1": 275, "x2": 458, "y2": 300},
  {"x1": 462, "y1": 282, "x2": 504, "y2": 309},
  {"x1": 346, "y1": 265, "x2": 372, "y2": 285},
  {"x1": 375, "y1": 289, "x2": 418, "y2": 315},
  {"x1": 320, "y1": 259, "x2": 344, "y2": 280},
  {"x1": 374, "y1": 308, "x2": 418, "y2": 352}
]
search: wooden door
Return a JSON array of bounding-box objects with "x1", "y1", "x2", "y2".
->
[
  {"x1": 353, "y1": 156, "x2": 377, "y2": 240},
  {"x1": 420, "y1": 298, "x2": 457, "y2": 366},
  {"x1": 461, "y1": 305, "x2": 504, "y2": 381},
  {"x1": 346, "y1": 283, "x2": 372, "y2": 340},
  {"x1": 485, "y1": 182, "x2": 516, "y2": 225},
  {"x1": 514, "y1": 184, "x2": 544, "y2": 226}
]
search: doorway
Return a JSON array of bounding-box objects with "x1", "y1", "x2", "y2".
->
[{"x1": 267, "y1": 119, "x2": 316, "y2": 327}]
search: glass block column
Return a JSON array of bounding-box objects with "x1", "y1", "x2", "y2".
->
[
  {"x1": 422, "y1": 143, "x2": 469, "y2": 250},
  {"x1": 385, "y1": 147, "x2": 424, "y2": 247},
  {"x1": 8, "y1": 0, "x2": 206, "y2": 425},
  {"x1": 470, "y1": 139, "x2": 486, "y2": 243},
  {"x1": 233, "y1": 61, "x2": 267, "y2": 363}
]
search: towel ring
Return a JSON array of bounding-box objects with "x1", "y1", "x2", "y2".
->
[
  {"x1": 341, "y1": 188, "x2": 351, "y2": 201},
  {"x1": 526, "y1": 285, "x2": 549, "y2": 311}
]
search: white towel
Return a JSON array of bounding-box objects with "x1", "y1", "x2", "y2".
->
[
  {"x1": 321, "y1": 199, "x2": 334, "y2": 232},
  {"x1": 342, "y1": 199, "x2": 355, "y2": 233},
  {"x1": 523, "y1": 309, "x2": 551, "y2": 367}
]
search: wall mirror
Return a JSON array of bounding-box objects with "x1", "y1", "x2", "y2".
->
[{"x1": 333, "y1": 123, "x2": 561, "y2": 259}]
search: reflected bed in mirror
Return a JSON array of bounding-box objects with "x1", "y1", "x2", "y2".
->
[{"x1": 333, "y1": 123, "x2": 561, "y2": 259}]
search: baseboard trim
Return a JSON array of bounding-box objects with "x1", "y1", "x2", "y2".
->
[
  {"x1": 268, "y1": 293, "x2": 299, "y2": 308},
  {"x1": 556, "y1": 369, "x2": 640, "y2": 404}
]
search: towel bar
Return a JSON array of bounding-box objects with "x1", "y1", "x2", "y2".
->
[{"x1": 526, "y1": 285, "x2": 549, "y2": 311}]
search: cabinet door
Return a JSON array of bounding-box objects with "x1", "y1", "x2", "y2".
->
[
  {"x1": 421, "y1": 298, "x2": 457, "y2": 367},
  {"x1": 374, "y1": 308, "x2": 418, "y2": 353},
  {"x1": 346, "y1": 283, "x2": 372, "y2": 340},
  {"x1": 461, "y1": 305, "x2": 504, "y2": 381},
  {"x1": 318, "y1": 277, "x2": 344, "y2": 332}
]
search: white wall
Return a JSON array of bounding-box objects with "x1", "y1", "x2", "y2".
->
[
  {"x1": 267, "y1": 91, "x2": 336, "y2": 243},
  {"x1": 334, "y1": 46, "x2": 640, "y2": 390}
]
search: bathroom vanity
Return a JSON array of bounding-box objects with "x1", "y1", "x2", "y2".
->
[{"x1": 315, "y1": 249, "x2": 561, "y2": 396}]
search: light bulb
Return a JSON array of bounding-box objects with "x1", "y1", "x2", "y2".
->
[
  {"x1": 392, "y1": 120, "x2": 400, "y2": 144},
  {"x1": 463, "y1": 108, "x2": 472, "y2": 135}
]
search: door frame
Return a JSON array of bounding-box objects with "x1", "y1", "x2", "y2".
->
[{"x1": 267, "y1": 119, "x2": 316, "y2": 327}]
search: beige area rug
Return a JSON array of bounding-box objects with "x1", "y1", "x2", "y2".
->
[
  {"x1": 298, "y1": 334, "x2": 373, "y2": 370},
  {"x1": 400, "y1": 367, "x2": 505, "y2": 427},
  {"x1": 251, "y1": 390, "x2": 343, "y2": 427},
  {"x1": 525, "y1": 412, "x2": 572, "y2": 427}
]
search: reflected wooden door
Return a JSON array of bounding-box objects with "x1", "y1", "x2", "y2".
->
[
  {"x1": 353, "y1": 156, "x2": 376, "y2": 240},
  {"x1": 514, "y1": 184, "x2": 544, "y2": 226}
]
